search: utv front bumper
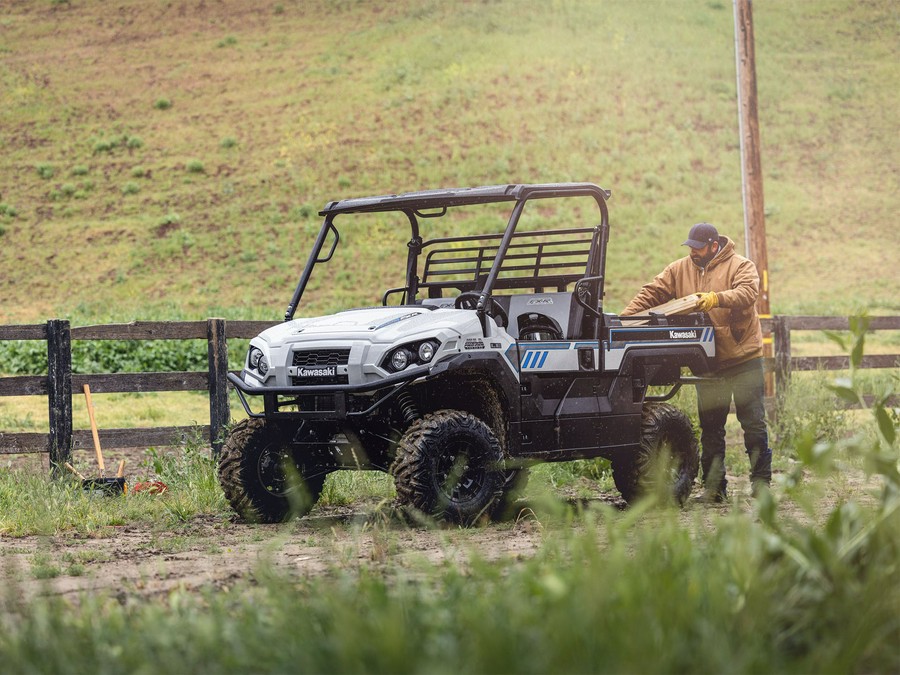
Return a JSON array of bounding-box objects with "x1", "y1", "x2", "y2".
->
[{"x1": 227, "y1": 368, "x2": 425, "y2": 420}]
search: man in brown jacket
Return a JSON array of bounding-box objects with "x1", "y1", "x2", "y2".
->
[{"x1": 621, "y1": 222, "x2": 771, "y2": 501}]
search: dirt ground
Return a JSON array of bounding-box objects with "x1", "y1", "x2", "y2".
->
[
  {"x1": 1, "y1": 446, "x2": 881, "y2": 606},
  {"x1": 1, "y1": 507, "x2": 549, "y2": 603}
]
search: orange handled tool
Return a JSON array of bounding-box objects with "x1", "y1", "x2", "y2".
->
[{"x1": 83, "y1": 384, "x2": 105, "y2": 477}]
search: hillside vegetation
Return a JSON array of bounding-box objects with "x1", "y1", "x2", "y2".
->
[{"x1": 1, "y1": 0, "x2": 897, "y2": 325}]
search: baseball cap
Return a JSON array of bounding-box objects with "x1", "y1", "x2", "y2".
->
[{"x1": 683, "y1": 222, "x2": 719, "y2": 249}]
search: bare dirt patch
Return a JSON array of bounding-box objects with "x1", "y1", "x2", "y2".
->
[{"x1": 1, "y1": 507, "x2": 548, "y2": 605}]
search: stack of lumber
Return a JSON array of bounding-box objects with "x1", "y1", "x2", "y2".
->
[{"x1": 620, "y1": 294, "x2": 701, "y2": 326}]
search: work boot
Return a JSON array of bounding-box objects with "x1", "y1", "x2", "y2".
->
[
  {"x1": 694, "y1": 486, "x2": 728, "y2": 504},
  {"x1": 750, "y1": 479, "x2": 769, "y2": 499}
]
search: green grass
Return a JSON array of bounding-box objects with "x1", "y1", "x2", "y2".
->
[
  {"x1": 0, "y1": 0, "x2": 897, "y2": 324},
  {"x1": 0, "y1": 442, "x2": 227, "y2": 536}
]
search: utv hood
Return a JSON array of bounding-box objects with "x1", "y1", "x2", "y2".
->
[{"x1": 258, "y1": 306, "x2": 471, "y2": 344}]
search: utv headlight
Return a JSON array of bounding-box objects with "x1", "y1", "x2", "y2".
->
[
  {"x1": 248, "y1": 347, "x2": 269, "y2": 376},
  {"x1": 383, "y1": 339, "x2": 441, "y2": 373},
  {"x1": 390, "y1": 348, "x2": 411, "y2": 371},
  {"x1": 418, "y1": 341, "x2": 436, "y2": 363},
  {"x1": 249, "y1": 348, "x2": 262, "y2": 369}
]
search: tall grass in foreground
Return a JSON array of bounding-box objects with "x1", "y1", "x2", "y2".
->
[{"x1": 2, "y1": 447, "x2": 897, "y2": 673}]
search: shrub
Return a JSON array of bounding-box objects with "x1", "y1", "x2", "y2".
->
[
  {"x1": 126, "y1": 135, "x2": 144, "y2": 150},
  {"x1": 92, "y1": 138, "x2": 117, "y2": 154},
  {"x1": 158, "y1": 212, "x2": 181, "y2": 227},
  {"x1": 0, "y1": 203, "x2": 17, "y2": 218},
  {"x1": 154, "y1": 98, "x2": 172, "y2": 110},
  {"x1": 70, "y1": 165, "x2": 89, "y2": 176},
  {"x1": 36, "y1": 163, "x2": 55, "y2": 179},
  {"x1": 131, "y1": 166, "x2": 147, "y2": 178},
  {"x1": 0, "y1": 338, "x2": 208, "y2": 376},
  {"x1": 121, "y1": 182, "x2": 140, "y2": 195},
  {"x1": 219, "y1": 137, "x2": 237, "y2": 149},
  {"x1": 216, "y1": 36, "x2": 238, "y2": 48},
  {"x1": 186, "y1": 160, "x2": 205, "y2": 174}
]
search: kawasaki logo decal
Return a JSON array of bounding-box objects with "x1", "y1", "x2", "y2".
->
[
  {"x1": 669, "y1": 330, "x2": 698, "y2": 339},
  {"x1": 296, "y1": 366, "x2": 336, "y2": 378}
]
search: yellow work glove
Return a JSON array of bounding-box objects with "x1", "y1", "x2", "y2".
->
[{"x1": 696, "y1": 292, "x2": 719, "y2": 312}]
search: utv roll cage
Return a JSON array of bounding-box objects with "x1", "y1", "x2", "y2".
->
[{"x1": 283, "y1": 183, "x2": 611, "y2": 335}]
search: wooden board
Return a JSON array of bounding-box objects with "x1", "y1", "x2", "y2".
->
[{"x1": 620, "y1": 295, "x2": 701, "y2": 326}]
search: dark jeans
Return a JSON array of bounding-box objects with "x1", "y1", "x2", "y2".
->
[{"x1": 696, "y1": 357, "x2": 771, "y2": 495}]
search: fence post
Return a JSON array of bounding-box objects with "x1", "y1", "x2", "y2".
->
[
  {"x1": 207, "y1": 318, "x2": 229, "y2": 457},
  {"x1": 773, "y1": 315, "x2": 791, "y2": 407},
  {"x1": 47, "y1": 319, "x2": 73, "y2": 475}
]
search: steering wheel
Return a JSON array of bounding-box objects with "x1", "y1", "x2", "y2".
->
[{"x1": 454, "y1": 292, "x2": 508, "y2": 328}]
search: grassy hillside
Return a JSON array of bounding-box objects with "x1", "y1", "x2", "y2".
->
[{"x1": 0, "y1": 0, "x2": 897, "y2": 325}]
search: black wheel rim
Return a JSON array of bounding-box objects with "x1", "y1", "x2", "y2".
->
[
  {"x1": 436, "y1": 439, "x2": 485, "y2": 503},
  {"x1": 256, "y1": 444, "x2": 292, "y2": 496}
]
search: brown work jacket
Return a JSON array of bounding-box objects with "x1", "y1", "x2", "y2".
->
[{"x1": 621, "y1": 236, "x2": 763, "y2": 371}]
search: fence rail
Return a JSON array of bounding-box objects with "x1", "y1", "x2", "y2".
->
[{"x1": 0, "y1": 316, "x2": 897, "y2": 473}]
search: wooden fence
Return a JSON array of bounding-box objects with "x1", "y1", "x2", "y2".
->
[
  {"x1": 0, "y1": 319, "x2": 276, "y2": 473},
  {"x1": 769, "y1": 315, "x2": 900, "y2": 403},
  {"x1": 0, "y1": 316, "x2": 897, "y2": 474}
]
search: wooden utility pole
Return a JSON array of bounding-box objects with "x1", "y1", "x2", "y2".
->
[
  {"x1": 733, "y1": 0, "x2": 769, "y2": 314},
  {"x1": 733, "y1": 0, "x2": 773, "y2": 393}
]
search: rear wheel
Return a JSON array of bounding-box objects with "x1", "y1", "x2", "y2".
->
[
  {"x1": 391, "y1": 410, "x2": 504, "y2": 525},
  {"x1": 218, "y1": 418, "x2": 328, "y2": 523},
  {"x1": 612, "y1": 403, "x2": 699, "y2": 506}
]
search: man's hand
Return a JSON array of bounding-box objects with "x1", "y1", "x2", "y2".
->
[{"x1": 696, "y1": 292, "x2": 719, "y2": 312}]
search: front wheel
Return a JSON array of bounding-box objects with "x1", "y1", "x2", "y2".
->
[
  {"x1": 391, "y1": 410, "x2": 504, "y2": 525},
  {"x1": 612, "y1": 403, "x2": 699, "y2": 506},
  {"x1": 218, "y1": 418, "x2": 328, "y2": 523}
]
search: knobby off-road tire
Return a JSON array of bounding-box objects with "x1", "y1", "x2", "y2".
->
[
  {"x1": 218, "y1": 418, "x2": 327, "y2": 523},
  {"x1": 391, "y1": 410, "x2": 505, "y2": 525},
  {"x1": 612, "y1": 403, "x2": 699, "y2": 506}
]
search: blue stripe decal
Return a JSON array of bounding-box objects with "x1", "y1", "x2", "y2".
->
[{"x1": 504, "y1": 341, "x2": 600, "y2": 370}]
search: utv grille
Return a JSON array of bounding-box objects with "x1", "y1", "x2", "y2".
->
[
  {"x1": 291, "y1": 348, "x2": 350, "y2": 386},
  {"x1": 292, "y1": 349, "x2": 351, "y2": 367}
]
